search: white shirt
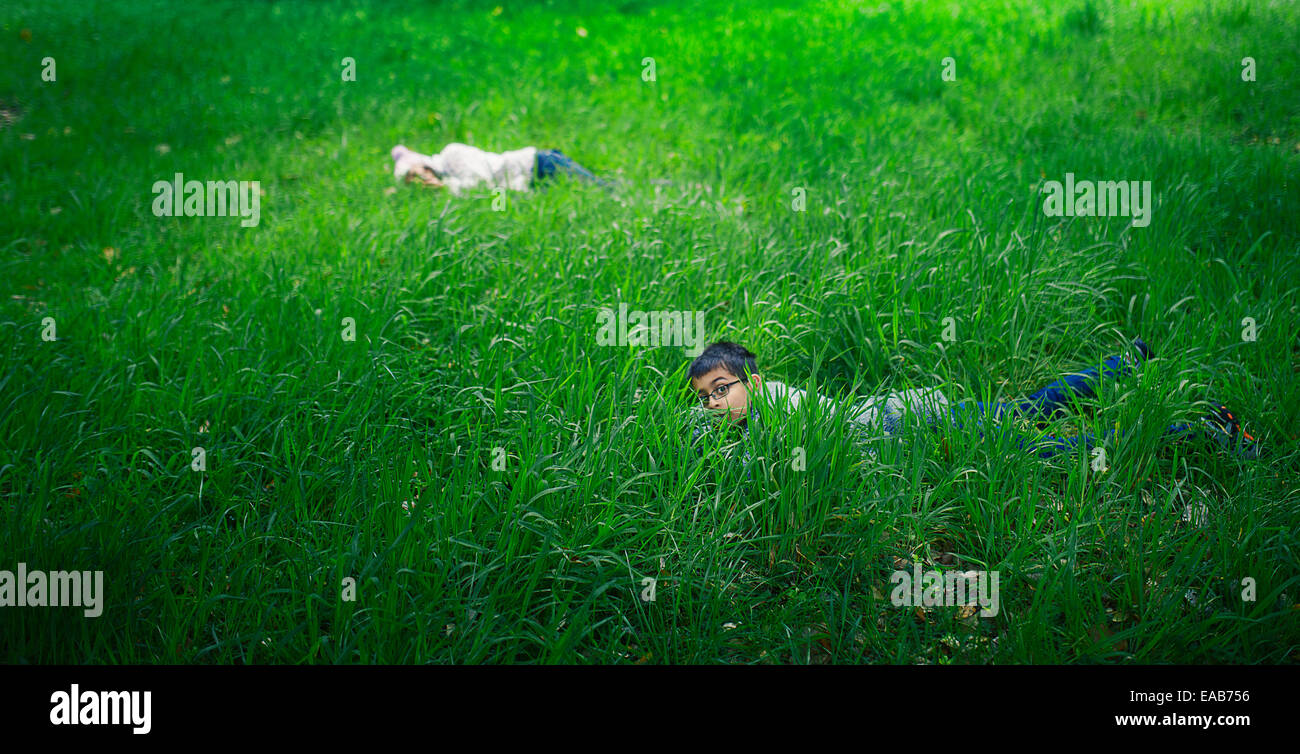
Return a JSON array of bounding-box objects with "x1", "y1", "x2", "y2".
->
[
  {"x1": 758, "y1": 380, "x2": 951, "y2": 436},
  {"x1": 395, "y1": 143, "x2": 537, "y2": 196}
]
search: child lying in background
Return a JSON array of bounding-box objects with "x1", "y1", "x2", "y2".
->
[
  {"x1": 687, "y1": 340, "x2": 1260, "y2": 465},
  {"x1": 391, "y1": 142, "x2": 611, "y2": 195}
]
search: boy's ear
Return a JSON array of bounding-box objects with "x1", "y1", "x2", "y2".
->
[{"x1": 749, "y1": 373, "x2": 762, "y2": 390}]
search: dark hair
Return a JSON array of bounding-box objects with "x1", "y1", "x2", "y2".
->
[{"x1": 688, "y1": 341, "x2": 758, "y2": 382}]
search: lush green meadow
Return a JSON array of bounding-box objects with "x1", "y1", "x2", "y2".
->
[{"x1": 2, "y1": 0, "x2": 1298, "y2": 663}]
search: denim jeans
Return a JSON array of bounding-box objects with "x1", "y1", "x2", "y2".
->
[
  {"x1": 534, "y1": 148, "x2": 610, "y2": 188},
  {"x1": 947, "y1": 350, "x2": 1195, "y2": 458}
]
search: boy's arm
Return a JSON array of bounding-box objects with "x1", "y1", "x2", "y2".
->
[{"x1": 444, "y1": 177, "x2": 467, "y2": 196}]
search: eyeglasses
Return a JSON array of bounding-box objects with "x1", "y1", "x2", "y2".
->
[{"x1": 699, "y1": 379, "x2": 744, "y2": 405}]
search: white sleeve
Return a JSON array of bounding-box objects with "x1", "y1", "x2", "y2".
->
[
  {"x1": 893, "y1": 388, "x2": 950, "y2": 423},
  {"x1": 509, "y1": 169, "x2": 532, "y2": 192}
]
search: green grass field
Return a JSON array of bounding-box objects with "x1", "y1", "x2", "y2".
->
[{"x1": 2, "y1": 0, "x2": 1298, "y2": 664}]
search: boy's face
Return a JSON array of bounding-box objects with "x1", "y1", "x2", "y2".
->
[
  {"x1": 404, "y1": 164, "x2": 444, "y2": 188},
  {"x1": 691, "y1": 367, "x2": 761, "y2": 425}
]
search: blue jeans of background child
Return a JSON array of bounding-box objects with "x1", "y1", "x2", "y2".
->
[
  {"x1": 948, "y1": 351, "x2": 1195, "y2": 458},
  {"x1": 534, "y1": 149, "x2": 610, "y2": 188}
]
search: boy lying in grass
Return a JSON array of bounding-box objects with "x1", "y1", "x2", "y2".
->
[
  {"x1": 688, "y1": 340, "x2": 1260, "y2": 465},
  {"x1": 390, "y1": 142, "x2": 611, "y2": 195}
]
